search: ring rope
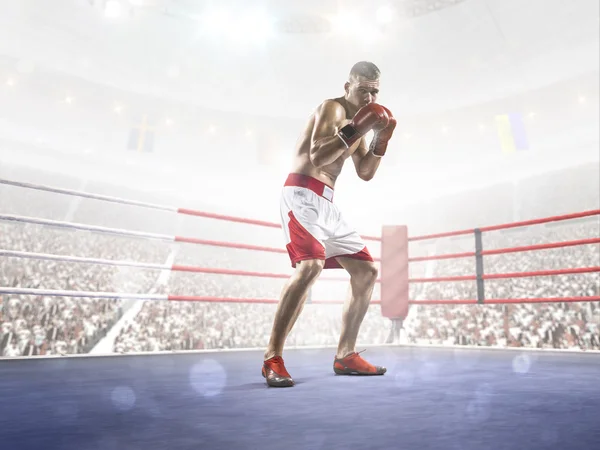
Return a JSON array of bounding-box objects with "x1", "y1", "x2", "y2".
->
[
  {"x1": 0, "y1": 287, "x2": 370, "y2": 304},
  {"x1": 409, "y1": 266, "x2": 600, "y2": 283},
  {"x1": 3, "y1": 249, "x2": 597, "y2": 285},
  {"x1": 0, "y1": 213, "x2": 288, "y2": 255},
  {"x1": 408, "y1": 209, "x2": 600, "y2": 242},
  {"x1": 0, "y1": 287, "x2": 597, "y2": 306},
  {"x1": 0, "y1": 178, "x2": 382, "y2": 241},
  {"x1": 408, "y1": 238, "x2": 600, "y2": 263},
  {"x1": 1, "y1": 180, "x2": 598, "y2": 308},
  {"x1": 0, "y1": 249, "x2": 351, "y2": 282},
  {"x1": 2, "y1": 178, "x2": 596, "y2": 244},
  {"x1": 0, "y1": 179, "x2": 176, "y2": 212},
  {"x1": 412, "y1": 297, "x2": 600, "y2": 305}
]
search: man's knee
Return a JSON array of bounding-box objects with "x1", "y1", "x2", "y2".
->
[
  {"x1": 352, "y1": 263, "x2": 378, "y2": 288},
  {"x1": 294, "y1": 259, "x2": 324, "y2": 283}
]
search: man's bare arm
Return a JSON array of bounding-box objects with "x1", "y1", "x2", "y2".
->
[
  {"x1": 309, "y1": 101, "x2": 351, "y2": 168},
  {"x1": 351, "y1": 138, "x2": 382, "y2": 181}
]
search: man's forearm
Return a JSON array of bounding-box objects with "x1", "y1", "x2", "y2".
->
[{"x1": 358, "y1": 150, "x2": 382, "y2": 180}]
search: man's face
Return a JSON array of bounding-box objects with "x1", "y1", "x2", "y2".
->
[{"x1": 345, "y1": 76, "x2": 380, "y2": 108}]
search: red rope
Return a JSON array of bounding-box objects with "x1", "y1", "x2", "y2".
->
[
  {"x1": 176, "y1": 208, "x2": 381, "y2": 242},
  {"x1": 410, "y1": 275, "x2": 476, "y2": 283},
  {"x1": 172, "y1": 238, "x2": 382, "y2": 260},
  {"x1": 167, "y1": 295, "x2": 381, "y2": 304},
  {"x1": 409, "y1": 251, "x2": 475, "y2": 263},
  {"x1": 170, "y1": 264, "x2": 378, "y2": 282},
  {"x1": 479, "y1": 210, "x2": 600, "y2": 232},
  {"x1": 410, "y1": 296, "x2": 600, "y2": 305},
  {"x1": 408, "y1": 267, "x2": 600, "y2": 283},
  {"x1": 482, "y1": 238, "x2": 600, "y2": 256},
  {"x1": 177, "y1": 208, "x2": 281, "y2": 228},
  {"x1": 483, "y1": 267, "x2": 600, "y2": 280},
  {"x1": 408, "y1": 238, "x2": 599, "y2": 263},
  {"x1": 174, "y1": 236, "x2": 288, "y2": 254},
  {"x1": 167, "y1": 295, "x2": 600, "y2": 304},
  {"x1": 361, "y1": 234, "x2": 382, "y2": 242},
  {"x1": 408, "y1": 209, "x2": 600, "y2": 242},
  {"x1": 171, "y1": 265, "x2": 288, "y2": 278}
]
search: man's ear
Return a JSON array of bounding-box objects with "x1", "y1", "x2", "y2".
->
[{"x1": 344, "y1": 82, "x2": 350, "y2": 94}]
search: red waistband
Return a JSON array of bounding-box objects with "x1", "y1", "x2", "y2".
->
[{"x1": 284, "y1": 173, "x2": 334, "y2": 201}]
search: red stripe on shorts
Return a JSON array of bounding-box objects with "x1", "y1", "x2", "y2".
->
[
  {"x1": 324, "y1": 247, "x2": 374, "y2": 269},
  {"x1": 286, "y1": 211, "x2": 325, "y2": 267}
]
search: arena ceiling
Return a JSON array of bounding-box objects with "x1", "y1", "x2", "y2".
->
[{"x1": 0, "y1": 0, "x2": 598, "y2": 119}]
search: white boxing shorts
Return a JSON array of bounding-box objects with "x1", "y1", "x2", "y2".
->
[{"x1": 280, "y1": 173, "x2": 373, "y2": 269}]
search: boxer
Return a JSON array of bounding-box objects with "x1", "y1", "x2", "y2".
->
[{"x1": 263, "y1": 61, "x2": 397, "y2": 387}]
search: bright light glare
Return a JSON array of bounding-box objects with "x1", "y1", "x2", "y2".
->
[
  {"x1": 331, "y1": 12, "x2": 361, "y2": 35},
  {"x1": 237, "y1": 12, "x2": 275, "y2": 44},
  {"x1": 361, "y1": 25, "x2": 384, "y2": 44},
  {"x1": 200, "y1": 9, "x2": 234, "y2": 35},
  {"x1": 104, "y1": 0, "x2": 123, "y2": 19},
  {"x1": 200, "y1": 9, "x2": 274, "y2": 44},
  {"x1": 376, "y1": 6, "x2": 395, "y2": 24}
]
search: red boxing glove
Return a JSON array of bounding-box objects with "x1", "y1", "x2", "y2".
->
[
  {"x1": 370, "y1": 106, "x2": 397, "y2": 157},
  {"x1": 337, "y1": 103, "x2": 390, "y2": 148}
]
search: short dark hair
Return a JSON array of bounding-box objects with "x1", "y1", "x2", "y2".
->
[{"x1": 349, "y1": 61, "x2": 380, "y2": 80}]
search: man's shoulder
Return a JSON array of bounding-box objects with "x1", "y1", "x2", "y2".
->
[{"x1": 317, "y1": 98, "x2": 348, "y2": 117}]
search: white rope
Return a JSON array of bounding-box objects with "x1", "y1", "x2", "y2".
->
[
  {"x1": 0, "y1": 214, "x2": 174, "y2": 242},
  {"x1": 0, "y1": 287, "x2": 167, "y2": 301},
  {"x1": 0, "y1": 178, "x2": 176, "y2": 212},
  {"x1": 0, "y1": 249, "x2": 168, "y2": 271}
]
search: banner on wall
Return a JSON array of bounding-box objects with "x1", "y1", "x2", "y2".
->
[{"x1": 495, "y1": 113, "x2": 529, "y2": 154}]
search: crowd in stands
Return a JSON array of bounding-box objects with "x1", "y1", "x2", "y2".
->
[
  {"x1": 1, "y1": 163, "x2": 599, "y2": 357},
  {"x1": 406, "y1": 220, "x2": 600, "y2": 349}
]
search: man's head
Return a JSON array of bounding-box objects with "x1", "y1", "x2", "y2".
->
[{"x1": 344, "y1": 61, "x2": 380, "y2": 109}]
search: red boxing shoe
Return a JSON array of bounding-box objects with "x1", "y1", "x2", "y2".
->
[
  {"x1": 262, "y1": 356, "x2": 295, "y2": 387},
  {"x1": 333, "y1": 350, "x2": 386, "y2": 376}
]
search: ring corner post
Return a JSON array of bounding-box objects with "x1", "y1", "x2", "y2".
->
[{"x1": 380, "y1": 225, "x2": 409, "y2": 321}]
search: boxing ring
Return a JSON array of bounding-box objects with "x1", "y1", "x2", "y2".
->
[{"x1": 1, "y1": 177, "x2": 599, "y2": 450}]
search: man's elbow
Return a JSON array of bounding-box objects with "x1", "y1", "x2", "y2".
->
[{"x1": 358, "y1": 171, "x2": 374, "y2": 181}]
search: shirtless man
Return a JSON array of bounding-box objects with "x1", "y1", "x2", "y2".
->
[{"x1": 262, "y1": 61, "x2": 397, "y2": 387}]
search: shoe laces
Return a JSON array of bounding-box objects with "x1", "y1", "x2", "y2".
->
[
  {"x1": 344, "y1": 349, "x2": 366, "y2": 360},
  {"x1": 344, "y1": 350, "x2": 375, "y2": 370}
]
